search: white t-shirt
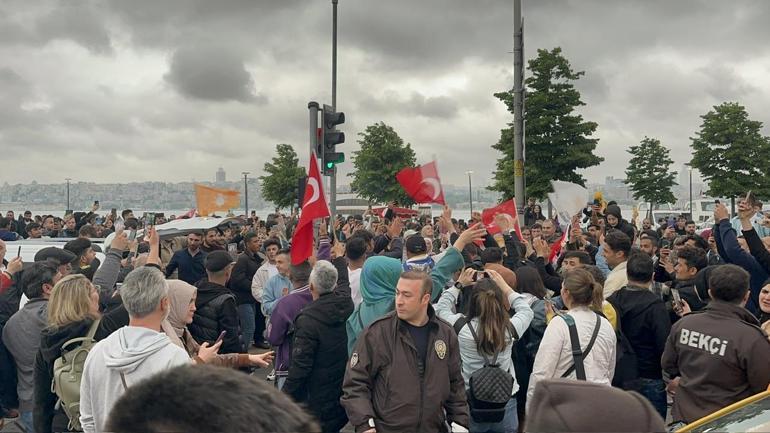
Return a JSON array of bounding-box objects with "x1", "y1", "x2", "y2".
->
[{"x1": 348, "y1": 267, "x2": 362, "y2": 308}]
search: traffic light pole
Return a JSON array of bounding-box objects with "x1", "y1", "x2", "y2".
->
[
  {"x1": 308, "y1": 102, "x2": 319, "y2": 161},
  {"x1": 329, "y1": 0, "x2": 339, "y2": 222}
]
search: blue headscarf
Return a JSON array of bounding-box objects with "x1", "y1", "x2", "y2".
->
[{"x1": 346, "y1": 256, "x2": 402, "y2": 353}]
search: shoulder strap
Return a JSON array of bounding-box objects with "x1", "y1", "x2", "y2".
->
[
  {"x1": 561, "y1": 313, "x2": 602, "y2": 380},
  {"x1": 86, "y1": 319, "x2": 101, "y2": 340},
  {"x1": 453, "y1": 316, "x2": 468, "y2": 335},
  {"x1": 467, "y1": 321, "x2": 499, "y2": 366}
]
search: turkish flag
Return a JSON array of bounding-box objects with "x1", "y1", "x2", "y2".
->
[
  {"x1": 396, "y1": 161, "x2": 446, "y2": 205},
  {"x1": 292, "y1": 155, "x2": 330, "y2": 265},
  {"x1": 481, "y1": 200, "x2": 523, "y2": 240}
]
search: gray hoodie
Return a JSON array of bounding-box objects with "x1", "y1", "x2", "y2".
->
[{"x1": 79, "y1": 326, "x2": 190, "y2": 433}]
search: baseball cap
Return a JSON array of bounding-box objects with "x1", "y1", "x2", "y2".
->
[
  {"x1": 403, "y1": 229, "x2": 419, "y2": 239},
  {"x1": 405, "y1": 235, "x2": 427, "y2": 255},
  {"x1": 205, "y1": 250, "x2": 235, "y2": 273}
]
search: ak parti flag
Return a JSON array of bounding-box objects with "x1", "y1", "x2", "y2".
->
[
  {"x1": 481, "y1": 200, "x2": 523, "y2": 240},
  {"x1": 194, "y1": 184, "x2": 240, "y2": 217},
  {"x1": 292, "y1": 155, "x2": 330, "y2": 265},
  {"x1": 396, "y1": 161, "x2": 446, "y2": 205}
]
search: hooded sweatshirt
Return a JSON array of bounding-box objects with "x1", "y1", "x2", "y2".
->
[
  {"x1": 604, "y1": 204, "x2": 636, "y2": 241},
  {"x1": 79, "y1": 326, "x2": 190, "y2": 433}
]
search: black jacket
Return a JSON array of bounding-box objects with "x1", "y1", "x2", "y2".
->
[
  {"x1": 189, "y1": 281, "x2": 242, "y2": 354},
  {"x1": 284, "y1": 290, "x2": 354, "y2": 433},
  {"x1": 607, "y1": 286, "x2": 671, "y2": 379},
  {"x1": 229, "y1": 250, "x2": 263, "y2": 305},
  {"x1": 670, "y1": 278, "x2": 707, "y2": 322},
  {"x1": 34, "y1": 319, "x2": 95, "y2": 433}
]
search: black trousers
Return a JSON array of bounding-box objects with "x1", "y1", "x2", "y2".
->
[
  {"x1": 254, "y1": 301, "x2": 267, "y2": 343},
  {"x1": 0, "y1": 323, "x2": 19, "y2": 409}
]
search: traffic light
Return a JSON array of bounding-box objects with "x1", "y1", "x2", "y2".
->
[{"x1": 322, "y1": 104, "x2": 345, "y2": 176}]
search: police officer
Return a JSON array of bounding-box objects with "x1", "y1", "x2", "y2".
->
[
  {"x1": 662, "y1": 264, "x2": 770, "y2": 427},
  {"x1": 341, "y1": 271, "x2": 469, "y2": 433}
]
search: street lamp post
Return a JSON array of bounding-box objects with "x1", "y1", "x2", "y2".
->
[
  {"x1": 65, "y1": 178, "x2": 71, "y2": 211},
  {"x1": 688, "y1": 166, "x2": 693, "y2": 219},
  {"x1": 242, "y1": 172, "x2": 250, "y2": 218},
  {"x1": 465, "y1": 171, "x2": 474, "y2": 215}
]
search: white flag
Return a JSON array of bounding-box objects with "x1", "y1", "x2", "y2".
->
[{"x1": 548, "y1": 181, "x2": 589, "y2": 229}]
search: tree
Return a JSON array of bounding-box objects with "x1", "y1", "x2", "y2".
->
[
  {"x1": 349, "y1": 122, "x2": 417, "y2": 205},
  {"x1": 624, "y1": 137, "x2": 677, "y2": 218},
  {"x1": 690, "y1": 102, "x2": 770, "y2": 204},
  {"x1": 491, "y1": 47, "x2": 603, "y2": 200},
  {"x1": 259, "y1": 144, "x2": 306, "y2": 209}
]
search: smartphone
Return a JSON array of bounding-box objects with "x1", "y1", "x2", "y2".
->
[
  {"x1": 115, "y1": 220, "x2": 124, "y2": 232},
  {"x1": 17, "y1": 246, "x2": 21, "y2": 257},
  {"x1": 671, "y1": 288, "x2": 682, "y2": 308},
  {"x1": 128, "y1": 230, "x2": 137, "y2": 241},
  {"x1": 714, "y1": 199, "x2": 720, "y2": 204},
  {"x1": 94, "y1": 200, "x2": 99, "y2": 205},
  {"x1": 111, "y1": 208, "x2": 117, "y2": 215},
  {"x1": 146, "y1": 212, "x2": 156, "y2": 227},
  {"x1": 215, "y1": 330, "x2": 227, "y2": 344}
]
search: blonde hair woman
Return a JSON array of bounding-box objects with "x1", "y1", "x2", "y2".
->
[
  {"x1": 34, "y1": 274, "x2": 100, "y2": 433},
  {"x1": 526, "y1": 269, "x2": 617, "y2": 411}
]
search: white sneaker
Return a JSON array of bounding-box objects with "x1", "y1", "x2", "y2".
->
[{"x1": 266, "y1": 369, "x2": 275, "y2": 381}]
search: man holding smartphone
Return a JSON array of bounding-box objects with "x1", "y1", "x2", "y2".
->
[{"x1": 189, "y1": 251, "x2": 242, "y2": 354}]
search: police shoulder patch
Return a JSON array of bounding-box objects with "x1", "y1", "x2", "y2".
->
[{"x1": 435, "y1": 339, "x2": 447, "y2": 360}]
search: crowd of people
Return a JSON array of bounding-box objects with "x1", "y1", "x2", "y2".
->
[{"x1": 0, "y1": 194, "x2": 769, "y2": 432}]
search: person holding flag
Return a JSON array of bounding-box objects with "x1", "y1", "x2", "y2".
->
[{"x1": 292, "y1": 154, "x2": 330, "y2": 265}]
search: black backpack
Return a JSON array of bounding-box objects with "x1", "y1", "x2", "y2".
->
[{"x1": 455, "y1": 318, "x2": 515, "y2": 423}]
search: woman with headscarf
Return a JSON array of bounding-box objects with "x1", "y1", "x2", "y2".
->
[
  {"x1": 163, "y1": 280, "x2": 274, "y2": 368},
  {"x1": 345, "y1": 224, "x2": 484, "y2": 352}
]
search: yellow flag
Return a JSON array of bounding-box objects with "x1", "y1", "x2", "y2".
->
[{"x1": 195, "y1": 184, "x2": 240, "y2": 216}]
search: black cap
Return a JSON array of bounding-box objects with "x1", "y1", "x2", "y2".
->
[
  {"x1": 34, "y1": 247, "x2": 77, "y2": 265},
  {"x1": 205, "y1": 250, "x2": 235, "y2": 273},
  {"x1": 405, "y1": 235, "x2": 427, "y2": 254}
]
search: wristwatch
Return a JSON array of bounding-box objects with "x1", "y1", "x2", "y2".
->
[{"x1": 454, "y1": 281, "x2": 464, "y2": 290}]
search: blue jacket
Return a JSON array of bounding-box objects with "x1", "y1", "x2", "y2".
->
[
  {"x1": 714, "y1": 219, "x2": 767, "y2": 314},
  {"x1": 261, "y1": 273, "x2": 292, "y2": 316},
  {"x1": 0, "y1": 229, "x2": 19, "y2": 241}
]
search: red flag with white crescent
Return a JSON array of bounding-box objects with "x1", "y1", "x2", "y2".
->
[
  {"x1": 481, "y1": 199, "x2": 523, "y2": 241},
  {"x1": 292, "y1": 154, "x2": 330, "y2": 265},
  {"x1": 396, "y1": 161, "x2": 446, "y2": 205}
]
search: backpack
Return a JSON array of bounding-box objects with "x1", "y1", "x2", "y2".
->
[
  {"x1": 456, "y1": 318, "x2": 515, "y2": 423},
  {"x1": 52, "y1": 319, "x2": 101, "y2": 432}
]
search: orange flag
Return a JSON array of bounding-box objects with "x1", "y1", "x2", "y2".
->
[{"x1": 194, "y1": 184, "x2": 240, "y2": 216}]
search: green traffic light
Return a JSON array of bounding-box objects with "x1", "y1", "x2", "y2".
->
[{"x1": 326, "y1": 162, "x2": 334, "y2": 168}]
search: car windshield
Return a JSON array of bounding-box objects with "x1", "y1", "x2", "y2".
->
[{"x1": 690, "y1": 394, "x2": 770, "y2": 432}]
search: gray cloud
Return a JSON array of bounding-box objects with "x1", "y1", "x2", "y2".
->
[
  {"x1": 35, "y1": 2, "x2": 113, "y2": 54},
  {"x1": 359, "y1": 91, "x2": 459, "y2": 119},
  {"x1": 164, "y1": 46, "x2": 266, "y2": 103},
  {"x1": 1, "y1": 0, "x2": 770, "y2": 189}
]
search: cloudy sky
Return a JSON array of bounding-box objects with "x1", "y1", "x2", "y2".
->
[{"x1": 1, "y1": 0, "x2": 769, "y2": 189}]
